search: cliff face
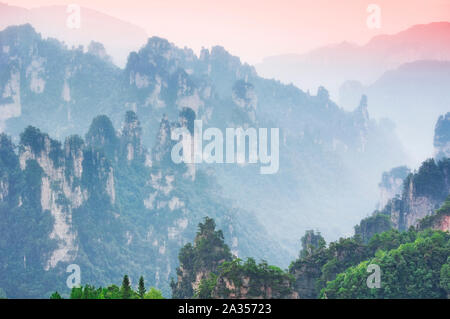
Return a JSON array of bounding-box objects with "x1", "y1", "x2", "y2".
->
[
  {"x1": 289, "y1": 258, "x2": 323, "y2": 299},
  {"x1": 383, "y1": 158, "x2": 450, "y2": 231},
  {"x1": 19, "y1": 129, "x2": 84, "y2": 271},
  {"x1": 211, "y1": 261, "x2": 297, "y2": 299},
  {"x1": 418, "y1": 196, "x2": 450, "y2": 232}
]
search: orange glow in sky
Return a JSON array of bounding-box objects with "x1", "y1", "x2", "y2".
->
[{"x1": 4, "y1": 0, "x2": 450, "y2": 63}]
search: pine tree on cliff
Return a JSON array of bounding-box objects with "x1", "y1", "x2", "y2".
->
[
  {"x1": 171, "y1": 217, "x2": 232, "y2": 298},
  {"x1": 299, "y1": 230, "x2": 326, "y2": 258}
]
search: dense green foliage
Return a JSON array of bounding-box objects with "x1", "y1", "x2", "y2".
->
[
  {"x1": 321, "y1": 230, "x2": 450, "y2": 298},
  {"x1": 55, "y1": 275, "x2": 164, "y2": 299},
  {"x1": 173, "y1": 217, "x2": 450, "y2": 299},
  {"x1": 440, "y1": 257, "x2": 450, "y2": 298},
  {"x1": 288, "y1": 226, "x2": 449, "y2": 298}
]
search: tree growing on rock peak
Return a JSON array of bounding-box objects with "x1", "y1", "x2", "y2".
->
[{"x1": 171, "y1": 217, "x2": 233, "y2": 298}]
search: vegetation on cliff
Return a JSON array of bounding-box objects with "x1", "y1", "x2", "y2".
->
[
  {"x1": 171, "y1": 217, "x2": 295, "y2": 299},
  {"x1": 321, "y1": 230, "x2": 450, "y2": 298}
]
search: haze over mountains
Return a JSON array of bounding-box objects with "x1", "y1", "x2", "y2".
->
[
  {"x1": 0, "y1": 3, "x2": 449, "y2": 299},
  {"x1": 0, "y1": 21, "x2": 408, "y2": 276},
  {"x1": 340, "y1": 60, "x2": 450, "y2": 165},
  {"x1": 257, "y1": 22, "x2": 450, "y2": 99},
  {"x1": 257, "y1": 22, "x2": 450, "y2": 166}
]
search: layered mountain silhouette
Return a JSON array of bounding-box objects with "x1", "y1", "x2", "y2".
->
[
  {"x1": 340, "y1": 60, "x2": 450, "y2": 164},
  {"x1": 257, "y1": 22, "x2": 450, "y2": 165},
  {"x1": 257, "y1": 22, "x2": 450, "y2": 98}
]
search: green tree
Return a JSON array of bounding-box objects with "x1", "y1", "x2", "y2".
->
[
  {"x1": 121, "y1": 275, "x2": 132, "y2": 299},
  {"x1": 138, "y1": 276, "x2": 146, "y2": 298},
  {"x1": 102, "y1": 285, "x2": 121, "y2": 299},
  {"x1": 144, "y1": 287, "x2": 164, "y2": 299},
  {"x1": 50, "y1": 291, "x2": 62, "y2": 299},
  {"x1": 70, "y1": 287, "x2": 83, "y2": 299},
  {"x1": 195, "y1": 273, "x2": 217, "y2": 299},
  {"x1": 320, "y1": 230, "x2": 450, "y2": 298}
]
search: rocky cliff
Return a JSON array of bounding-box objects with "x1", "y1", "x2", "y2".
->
[
  {"x1": 381, "y1": 158, "x2": 450, "y2": 231},
  {"x1": 172, "y1": 218, "x2": 297, "y2": 299}
]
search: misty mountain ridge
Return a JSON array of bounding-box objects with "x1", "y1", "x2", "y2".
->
[
  {"x1": 257, "y1": 22, "x2": 450, "y2": 166},
  {"x1": 340, "y1": 60, "x2": 450, "y2": 165},
  {"x1": 257, "y1": 22, "x2": 450, "y2": 98}
]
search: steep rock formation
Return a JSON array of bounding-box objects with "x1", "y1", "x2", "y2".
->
[
  {"x1": 383, "y1": 158, "x2": 450, "y2": 230},
  {"x1": 171, "y1": 217, "x2": 233, "y2": 298},
  {"x1": 172, "y1": 218, "x2": 297, "y2": 299},
  {"x1": 211, "y1": 259, "x2": 297, "y2": 299},
  {"x1": 377, "y1": 166, "x2": 410, "y2": 210}
]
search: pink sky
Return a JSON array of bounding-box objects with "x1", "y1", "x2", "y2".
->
[{"x1": 4, "y1": 0, "x2": 450, "y2": 64}]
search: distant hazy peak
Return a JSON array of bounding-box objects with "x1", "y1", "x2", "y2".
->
[{"x1": 434, "y1": 112, "x2": 450, "y2": 161}]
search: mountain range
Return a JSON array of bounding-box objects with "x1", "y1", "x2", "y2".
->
[
  {"x1": 0, "y1": 23, "x2": 408, "y2": 254},
  {"x1": 0, "y1": 21, "x2": 448, "y2": 298}
]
